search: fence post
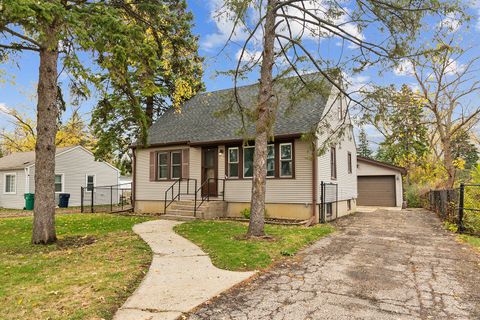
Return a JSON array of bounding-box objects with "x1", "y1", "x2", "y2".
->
[
  {"x1": 110, "y1": 185, "x2": 113, "y2": 212},
  {"x1": 91, "y1": 187, "x2": 94, "y2": 213},
  {"x1": 80, "y1": 187, "x2": 84, "y2": 213},
  {"x1": 458, "y1": 183, "x2": 465, "y2": 233}
]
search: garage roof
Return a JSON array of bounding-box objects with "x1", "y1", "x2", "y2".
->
[{"x1": 357, "y1": 156, "x2": 407, "y2": 175}]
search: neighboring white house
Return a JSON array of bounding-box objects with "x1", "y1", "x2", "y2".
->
[
  {"x1": 132, "y1": 75, "x2": 358, "y2": 222},
  {"x1": 0, "y1": 146, "x2": 120, "y2": 209},
  {"x1": 357, "y1": 156, "x2": 406, "y2": 207}
]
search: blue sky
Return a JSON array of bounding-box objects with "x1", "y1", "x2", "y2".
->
[{"x1": 1, "y1": 0, "x2": 479, "y2": 148}]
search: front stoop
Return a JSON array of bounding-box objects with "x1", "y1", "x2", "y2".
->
[{"x1": 161, "y1": 200, "x2": 227, "y2": 220}]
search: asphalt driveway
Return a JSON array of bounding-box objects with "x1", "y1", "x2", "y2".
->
[{"x1": 184, "y1": 209, "x2": 480, "y2": 320}]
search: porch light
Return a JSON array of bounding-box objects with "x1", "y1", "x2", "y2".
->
[{"x1": 219, "y1": 148, "x2": 224, "y2": 156}]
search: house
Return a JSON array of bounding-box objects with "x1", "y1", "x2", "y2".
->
[
  {"x1": 0, "y1": 145, "x2": 120, "y2": 209},
  {"x1": 357, "y1": 156, "x2": 406, "y2": 207},
  {"x1": 132, "y1": 75, "x2": 358, "y2": 222}
]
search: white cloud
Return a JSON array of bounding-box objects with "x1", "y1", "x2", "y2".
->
[
  {"x1": 235, "y1": 49, "x2": 262, "y2": 63},
  {"x1": 0, "y1": 103, "x2": 10, "y2": 114},
  {"x1": 438, "y1": 13, "x2": 461, "y2": 33},
  {"x1": 394, "y1": 60, "x2": 414, "y2": 76},
  {"x1": 201, "y1": 0, "x2": 249, "y2": 51}
]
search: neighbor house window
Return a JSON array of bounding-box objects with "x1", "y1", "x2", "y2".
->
[
  {"x1": 348, "y1": 152, "x2": 352, "y2": 174},
  {"x1": 228, "y1": 147, "x2": 239, "y2": 178},
  {"x1": 4, "y1": 173, "x2": 16, "y2": 194},
  {"x1": 330, "y1": 147, "x2": 337, "y2": 179},
  {"x1": 280, "y1": 143, "x2": 292, "y2": 177},
  {"x1": 347, "y1": 199, "x2": 352, "y2": 211},
  {"x1": 267, "y1": 144, "x2": 275, "y2": 177},
  {"x1": 86, "y1": 175, "x2": 95, "y2": 191},
  {"x1": 55, "y1": 174, "x2": 64, "y2": 193},
  {"x1": 157, "y1": 152, "x2": 168, "y2": 179},
  {"x1": 171, "y1": 151, "x2": 182, "y2": 179},
  {"x1": 326, "y1": 203, "x2": 333, "y2": 216},
  {"x1": 243, "y1": 146, "x2": 255, "y2": 178}
]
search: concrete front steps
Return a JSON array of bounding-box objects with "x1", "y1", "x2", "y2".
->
[{"x1": 161, "y1": 200, "x2": 227, "y2": 221}]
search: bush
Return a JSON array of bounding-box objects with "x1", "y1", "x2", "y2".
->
[
  {"x1": 240, "y1": 207, "x2": 269, "y2": 219},
  {"x1": 405, "y1": 185, "x2": 422, "y2": 208}
]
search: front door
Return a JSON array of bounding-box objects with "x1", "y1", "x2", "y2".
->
[{"x1": 201, "y1": 147, "x2": 218, "y2": 197}]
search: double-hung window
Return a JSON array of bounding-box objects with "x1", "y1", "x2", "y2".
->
[
  {"x1": 243, "y1": 146, "x2": 255, "y2": 178},
  {"x1": 331, "y1": 147, "x2": 337, "y2": 179},
  {"x1": 86, "y1": 175, "x2": 95, "y2": 191},
  {"x1": 280, "y1": 143, "x2": 292, "y2": 177},
  {"x1": 348, "y1": 152, "x2": 352, "y2": 174},
  {"x1": 267, "y1": 144, "x2": 275, "y2": 177},
  {"x1": 157, "y1": 152, "x2": 168, "y2": 179},
  {"x1": 171, "y1": 151, "x2": 182, "y2": 179},
  {"x1": 55, "y1": 174, "x2": 64, "y2": 193},
  {"x1": 228, "y1": 147, "x2": 239, "y2": 178},
  {"x1": 4, "y1": 173, "x2": 16, "y2": 194}
]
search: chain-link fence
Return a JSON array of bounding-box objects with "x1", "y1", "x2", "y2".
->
[
  {"x1": 425, "y1": 184, "x2": 479, "y2": 236},
  {"x1": 81, "y1": 183, "x2": 132, "y2": 213}
]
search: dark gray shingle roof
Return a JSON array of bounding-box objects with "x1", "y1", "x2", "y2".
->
[{"x1": 147, "y1": 76, "x2": 332, "y2": 145}]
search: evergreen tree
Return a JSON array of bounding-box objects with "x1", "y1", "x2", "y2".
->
[{"x1": 358, "y1": 128, "x2": 373, "y2": 158}]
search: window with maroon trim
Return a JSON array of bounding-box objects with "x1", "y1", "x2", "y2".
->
[
  {"x1": 280, "y1": 143, "x2": 293, "y2": 177},
  {"x1": 157, "y1": 152, "x2": 168, "y2": 180},
  {"x1": 243, "y1": 146, "x2": 255, "y2": 178},
  {"x1": 330, "y1": 147, "x2": 337, "y2": 179},
  {"x1": 228, "y1": 147, "x2": 239, "y2": 178},
  {"x1": 171, "y1": 151, "x2": 182, "y2": 179},
  {"x1": 267, "y1": 144, "x2": 275, "y2": 177},
  {"x1": 347, "y1": 152, "x2": 352, "y2": 174}
]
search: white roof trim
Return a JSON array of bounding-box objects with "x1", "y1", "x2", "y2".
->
[{"x1": 26, "y1": 145, "x2": 120, "y2": 172}]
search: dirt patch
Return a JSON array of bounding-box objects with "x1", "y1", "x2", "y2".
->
[{"x1": 56, "y1": 235, "x2": 97, "y2": 249}]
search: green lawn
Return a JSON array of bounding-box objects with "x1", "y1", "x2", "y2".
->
[
  {"x1": 0, "y1": 214, "x2": 154, "y2": 320},
  {"x1": 459, "y1": 234, "x2": 480, "y2": 252},
  {"x1": 174, "y1": 220, "x2": 334, "y2": 271}
]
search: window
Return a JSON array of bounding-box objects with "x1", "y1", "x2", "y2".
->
[
  {"x1": 4, "y1": 173, "x2": 16, "y2": 194},
  {"x1": 157, "y1": 152, "x2": 168, "y2": 179},
  {"x1": 347, "y1": 199, "x2": 351, "y2": 211},
  {"x1": 55, "y1": 174, "x2": 64, "y2": 193},
  {"x1": 243, "y1": 146, "x2": 255, "y2": 178},
  {"x1": 326, "y1": 203, "x2": 333, "y2": 217},
  {"x1": 171, "y1": 151, "x2": 182, "y2": 179},
  {"x1": 280, "y1": 143, "x2": 292, "y2": 177},
  {"x1": 228, "y1": 147, "x2": 239, "y2": 178},
  {"x1": 86, "y1": 175, "x2": 95, "y2": 191},
  {"x1": 330, "y1": 147, "x2": 337, "y2": 179},
  {"x1": 348, "y1": 152, "x2": 352, "y2": 174},
  {"x1": 267, "y1": 144, "x2": 275, "y2": 177}
]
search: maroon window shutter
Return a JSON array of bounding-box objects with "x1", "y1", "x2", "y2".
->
[
  {"x1": 182, "y1": 149, "x2": 189, "y2": 179},
  {"x1": 149, "y1": 152, "x2": 156, "y2": 181}
]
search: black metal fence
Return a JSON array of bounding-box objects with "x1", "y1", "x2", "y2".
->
[
  {"x1": 320, "y1": 181, "x2": 338, "y2": 223},
  {"x1": 81, "y1": 183, "x2": 133, "y2": 213},
  {"x1": 425, "y1": 183, "x2": 480, "y2": 236}
]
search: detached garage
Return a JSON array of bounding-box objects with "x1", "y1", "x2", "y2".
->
[{"x1": 356, "y1": 157, "x2": 406, "y2": 207}]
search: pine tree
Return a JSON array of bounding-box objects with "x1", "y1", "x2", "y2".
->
[{"x1": 358, "y1": 128, "x2": 373, "y2": 158}]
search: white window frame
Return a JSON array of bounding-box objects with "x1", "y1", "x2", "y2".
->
[
  {"x1": 3, "y1": 172, "x2": 17, "y2": 194},
  {"x1": 227, "y1": 147, "x2": 239, "y2": 178},
  {"x1": 279, "y1": 143, "x2": 293, "y2": 178},
  {"x1": 54, "y1": 173, "x2": 65, "y2": 193},
  {"x1": 243, "y1": 146, "x2": 255, "y2": 178},
  {"x1": 85, "y1": 174, "x2": 96, "y2": 192},
  {"x1": 267, "y1": 144, "x2": 275, "y2": 178},
  {"x1": 157, "y1": 152, "x2": 168, "y2": 180},
  {"x1": 170, "y1": 151, "x2": 182, "y2": 179}
]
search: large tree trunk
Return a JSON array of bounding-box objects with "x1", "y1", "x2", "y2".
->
[
  {"x1": 247, "y1": 0, "x2": 277, "y2": 237},
  {"x1": 32, "y1": 37, "x2": 59, "y2": 244}
]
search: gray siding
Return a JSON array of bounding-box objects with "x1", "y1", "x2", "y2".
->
[
  {"x1": 28, "y1": 147, "x2": 119, "y2": 207},
  {"x1": 0, "y1": 169, "x2": 27, "y2": 209}
]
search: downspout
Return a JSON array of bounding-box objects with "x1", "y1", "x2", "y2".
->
[
  {"x1": 311, "y1": 139, "x2": 318, "y2": 224},
  {"x1": 131, "y1": 147, "x2": 136, "y2": 211}
]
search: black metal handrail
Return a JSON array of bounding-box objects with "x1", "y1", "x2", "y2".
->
[
  {"x1": 194, "y1": 178, "x2": 226, "y2": 216},
  {"x1": 164, "y1": 178, "x2": 197, "y2": 214}
]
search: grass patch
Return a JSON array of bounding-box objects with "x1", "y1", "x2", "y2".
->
[
  {"x1": 174, "y1": 220, "x2": 334, "y2": 271},
  {"x1": 458, "y1": 234, "x2": 480, "y2": 252},
  {"x1": 0, "y1": 214, "x2": 154, "y2": 320}
]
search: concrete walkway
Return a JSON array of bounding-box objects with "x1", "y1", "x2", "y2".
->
[{"x1": 114, "y1": 220, "x2": 255, "y2": 320}]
